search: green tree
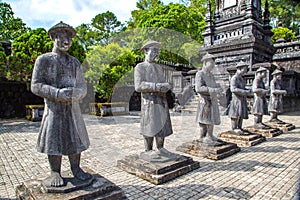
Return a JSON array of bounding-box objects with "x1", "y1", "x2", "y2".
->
[
  {"x1": 262, "y1": 0, "x2": 300, "y2": 32},
  {"x1": 272, "y1": 27, "x2": 296, "y2": 43},
  {"x1": 136, "y1": 0, "x2": 163, "y2": 10},
  {"x1": 84, "y1": 43, "x2": 137, "y2": 101},
  {"x1": 125, "y1": 2, "x2": 205, "y2": 64},
  {"x1": 91, "y1": 11, "x2": 122, "y2": 45},
  {"x1": 75, "y1": 11, "x2": 122, "y2": 50},
  {"x1": 69, "y1": 38, "x2": 86, "y2": 63},
  {"x1": 75, "y1": 23, "x2": 99, "y2": 50},
  {"x1": 8, "y1": 28, "x2": 52, "y2": 83},
  {"x1": 0, "y1": 44, "x2": 6, "y2": 77},
  {"x1": 0, "y1": 2, "x2": 29, "y2": 41}
]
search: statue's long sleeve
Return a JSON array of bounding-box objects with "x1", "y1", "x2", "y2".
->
[
  {"x1": 134, "y1": 64, "x2": 158, "y2": 93},
  {"x1": 230, "y1": 76, "x2": 248, "y2": 95},
  {"x1": 31, "y1": 55, "x2": 60, "y2": 102}
]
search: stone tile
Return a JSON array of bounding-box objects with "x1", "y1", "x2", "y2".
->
[{"x1": 0, "y1": 111, "x2": 299, "y2": 199}]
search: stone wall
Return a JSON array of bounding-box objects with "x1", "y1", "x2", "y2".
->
[
  {"x1": 0, "y1": 81, "x2": 95, "y2": 118},
  {"x1": 273, "y1": 40, "x2": 300, "y2": 72}
]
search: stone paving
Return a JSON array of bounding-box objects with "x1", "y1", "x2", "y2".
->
[{"x1": 0, "y1": 111, "x2": 299, "y2": 199}]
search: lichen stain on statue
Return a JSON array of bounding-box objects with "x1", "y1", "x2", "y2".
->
[
  {"x1": 31, "y1": 21, "x2": 93, "y2": 189},
  {"x1": 134, "y1": 40, "x2": 178, "y2": 162}
]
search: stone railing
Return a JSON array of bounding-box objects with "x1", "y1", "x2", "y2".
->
[
  {"x1": 89, "y1": 102, "x2": 129, "y2": 117},
  {"x1": 25, "y1": 105, "x2": 44, "y2": 121},
  {"x1": 273, "y1": 40, "x2": 300, "y2": 60}
]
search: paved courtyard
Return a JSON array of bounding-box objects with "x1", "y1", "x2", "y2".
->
[{"x1": 0, "y1": 111, "x2": 299, "y2": 199}]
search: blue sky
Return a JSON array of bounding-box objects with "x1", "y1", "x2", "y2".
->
[{"x1": 2, "y1": 0, "x2": 177, "y2": 30}]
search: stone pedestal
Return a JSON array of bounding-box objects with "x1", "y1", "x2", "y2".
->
[
  {"x1": 16, "y1": 168, "x2": 124, "y2": 200},
  {"x1": 219, "y1": 131, "x2": 266, "y2": 147},
  {"x1": 243, "y1": 126, "x2": 282, "y2": 138},
  {"x1": 176, "y1": 140, "x2": 240, "y2": 160},
  {"x1": 117, "y1": 154, "x2": 199, "y2": 185},
  {"x1": 264, "y1": 121, "x2": 295, "y2": 132}
]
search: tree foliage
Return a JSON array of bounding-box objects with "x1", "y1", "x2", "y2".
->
[
  {"x1": 92, "y1": 11, "x2": 122, "y2": 44},
  {"x1": 75, "y1": 23, "x2": 98, "y2": 51},
  {"x1": 84, "y1": 43, "x2": 137, "y2": 101},
  {"x1": 75, "y1": 11, "x2": 122, "y2": 50},
  {"x1": 261, "y1": 0, "x2": 300, "y2": 33},
  {"x1": 8, "y1": 28, "x2": 52, "y2": 83},
  {"x1": 272, "y1": 27, "x2": 296, "y2": 43},
  {"x1": 0, "y1": 44, "x2": 6, "y2": 77},
  {"x1": 130, "y1": 2, "x2": 205, "y2": 42},
  {"x1": 125, "y1": 2, "x2": 205, "y2": 64},
  {"x1": 0, "y1": 2, "x2": 29, "y2": 41},
  {"x1": 136, "y1": 0, "x2": 163, "y2": 10},
  {"x1": 69, "y1": 39, "x2": 86, "y2": 63}
]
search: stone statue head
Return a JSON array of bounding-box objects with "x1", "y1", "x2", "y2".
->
[
  {"x1": 272, "y1": 69, "x2": 283, "y2": 80},
  {"x1": 255, "y1": 67, "x2": 267, "y2": 79},
  {"x1": 141, "y1": 40, "x2": 161, "y2": 62},
  {"x1": 201, "y1": 53, "x2": 215, "y2": 72},
  {"x1": 48, "y1": 21, "x2": 76, "y2": 52},
  {"x1": 236, "y1": 61, "x2": 248, "y2": 75}
]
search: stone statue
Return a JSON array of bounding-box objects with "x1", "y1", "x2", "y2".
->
[
  {"x1": 268, "y1": 69, "x2": 287, "y2": 122},
  {"x1": 195, "y1": 53, "x2": 223, "y2": 145},
  {"x1": 252, "y1": 67, "x2": 270, "y2": 129},
  {"x1": 31, "y1": 21, "x2": 92, "y2": 187},
  {"x1": 134, "y1": 40, "x2": 175, "y2": 161},
  {"x1": 228, "y1": 62, "x2": 251, "y2": 134}
]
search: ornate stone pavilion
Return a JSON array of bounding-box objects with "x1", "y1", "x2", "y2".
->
[{"x1": 200, "y1": 0, "x2": 275, "y2": 87}]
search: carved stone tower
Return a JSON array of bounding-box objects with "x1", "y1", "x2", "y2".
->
[{"x1": 200, "y1": 0, "x2": 275, "y2": 83}]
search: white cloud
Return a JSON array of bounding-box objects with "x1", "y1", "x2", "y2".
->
[{"x1": 3, "y1": 0, "x2": 137, "y2": 29}]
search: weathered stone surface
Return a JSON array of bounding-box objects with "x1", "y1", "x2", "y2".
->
[
  {"x1": 15, "y1": 168, "x2": 124, "y2": 200},
  {"x1": 176, "y1": 140, "x2": 240, "y2": 160},
  {"x1": 41, "y1": 170, "x2": 94, "y2": 193},
  {"x1": 264, "y1": 121, "x2": 296, "y2": 132},
  {"x1": 219, "y1": 131, "x2": 266, "y2": 147},
  {"x1": 243, "y1": 126, "x2": 282, "y2": 138},
  {"x1": 117, "y1": 154, "x2": 199, "y2": 185}
]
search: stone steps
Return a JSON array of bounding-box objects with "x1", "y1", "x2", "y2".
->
[{"x1": 181, "y1": 94, "x2": 199, "y2": 113}]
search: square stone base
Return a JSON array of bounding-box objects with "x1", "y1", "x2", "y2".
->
[
  {"x1": 117, "y1": 154, "x2": 199, "y2": 185},
  {"x1": 243, "y1": 126, "x2": 283, "y2": 138},
  {"x1": 264, "y1": 121, "x2": 295, "y2": 132},
  {"x1": 15, "y1": 168, "x2": 124, "y2": 200},
  {"x1": 176, "y1": 140, "x2": 240, "y2": 160},
  {"x1": 219, "y1": 131, "x2": 266, "y2": 147}
]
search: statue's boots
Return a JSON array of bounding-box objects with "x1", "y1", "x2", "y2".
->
[
  {"x1": 269, "y1": 118, "x2": 285, "y2": 124},
  {"x1": 232, "y1": 128, "x2": 246, "y2": 135},
  {"x1": 158, "y1": 148, "x2": 177, "y2": 159},
  {"x1": 203, "y1": 136, "x2": 226, "y2": 146},
  {"x1": 254, "y1": 123, "x2": 270, "y2": 129}
]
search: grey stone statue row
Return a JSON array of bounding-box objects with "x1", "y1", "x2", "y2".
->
[
  {"x1": 196, "y1": 54, "x2": 286, "y2": 144},
  {"x1": 31, "y1": 21, "x2": 286, "y2": 188}
]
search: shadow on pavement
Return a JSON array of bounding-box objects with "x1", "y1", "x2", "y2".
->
[
  {"x1": 240, "y1": 145, "x2": 300, "y2": 153},
  {"x1": 119, "y1": 184, "x2": 252, "y2": 199},
  {"x1": 0, "y1": 121, "x2": 40, "y2": 134},
  {"x1": 197, "y1": 160, "x2": 286, "y2": 172}
]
